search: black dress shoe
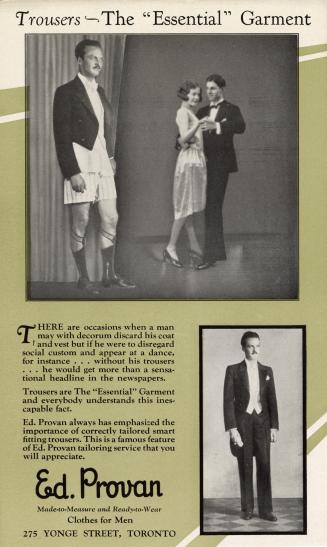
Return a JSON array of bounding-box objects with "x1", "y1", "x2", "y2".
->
[
  {"x1": 163, "y1": 248, "x2": 183, "y2": 268},
  {"x1": 241, "y1": 511, "x2": 253, "y2": 520},
  {"x1": 189, "y1": 249, "x2": 203, "y2": 268},
  {"x1": 259, "y1": 513, "x2": 277, "y2": 522},
  {"x1": 77, "y1": 277, "x2": 100, "y2": 295},
  {"x1": 111, "y1": 275, "x2": 136, "y2": 289},
  {"x1": 189, "y1": 249, "x2": 203, "y2": 260},
  {"x1": 196, "y1": 260, "x2": 217, "y2": 270}
]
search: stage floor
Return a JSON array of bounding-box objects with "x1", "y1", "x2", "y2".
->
[
  {"x1": 202, "y1": 497, "x2": 304, "y2": 534},
  {"x1": 29, "y1": 233, "x2": 298, "y2": 300}
]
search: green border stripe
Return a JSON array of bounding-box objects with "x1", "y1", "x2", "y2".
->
[
  {"x1": 307, "y1": 422, "x2": 327, "y2": 454},
  {"x1": 299, "y1": 43, "x2": 327, "y2": 56},
  {"x1": 0, "y1": 87, "x2": 25, "y2": 117},
  {"x1": 191, "y1": 534, "x2": 224, "y2": 546}
]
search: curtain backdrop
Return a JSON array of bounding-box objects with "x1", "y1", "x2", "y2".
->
[{"x1": 28, "y1": 34, "x2": 126, "y2": 282}]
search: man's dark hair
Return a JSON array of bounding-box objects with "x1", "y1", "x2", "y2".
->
[
  {"x1": 206, "y1": 73, "x2": 226, "y2": 88},
  {"x1": 75, "y1": 39, "x2": 102, "y2": 60},
  {"x1": 241, "y1": 331, "x2": 260, "y2": 348}
]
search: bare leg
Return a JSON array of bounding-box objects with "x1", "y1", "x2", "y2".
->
[
  {"x1": 97, "y1": 198, "x2": 118, "y2": 249},
  {"x1": 70, "y1": 202, "x2": 91, "y2": 252},
  {"x1": 185, "y1": 215, "x2": 202, "y2": 256},
  {"x1": 166, "y1": 216, "x2": 187, "y2": 261}
]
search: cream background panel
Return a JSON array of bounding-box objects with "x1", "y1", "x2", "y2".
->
[
  {"x1": 0, "y1": 0, "x2": 326, "y2": 89},
  {"x1": 0, "y1": 0, "x2": 326, "y2": 546}
]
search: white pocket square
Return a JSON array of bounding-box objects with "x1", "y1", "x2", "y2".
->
[{"x1": 266, "y1": 375, "x2": 270, "y2": 381}]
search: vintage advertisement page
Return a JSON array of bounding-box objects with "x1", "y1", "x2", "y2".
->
[{"x1": 0, "y1": 0, "x2": 326, "y2": 545}]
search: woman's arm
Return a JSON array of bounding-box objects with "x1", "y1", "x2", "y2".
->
[{"x1": 176, "y1": 109, "x2": 205, "y2": 145}]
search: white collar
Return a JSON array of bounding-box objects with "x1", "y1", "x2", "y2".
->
[{"x1": 78, "y1": 72, "x2": 98, "y2": 91}]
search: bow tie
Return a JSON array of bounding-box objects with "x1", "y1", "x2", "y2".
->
[{"x1": 210, "y1": 101, "x2": 224, "y2": 109}]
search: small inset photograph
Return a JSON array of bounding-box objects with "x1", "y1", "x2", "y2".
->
[{"x1": 200, "y1": 326, "x2": 306, "y2": 534}]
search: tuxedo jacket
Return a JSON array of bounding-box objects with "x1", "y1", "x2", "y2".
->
[
  {"x1": 223, "y1": 360, "x2": 279, "y2": 432},
  {"x1": 197, "y1": 100, "x2": 245, "y2": 173},
  {"x1": 53, "y1": 76, "x2": 114, "y2": 179}
]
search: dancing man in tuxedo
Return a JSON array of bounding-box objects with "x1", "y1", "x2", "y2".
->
[
  {"x1": 196, "y1": 74, "x2": 246, "y2": 269},
  {"x1": 223, "y1": 331, "x2": 279, "y2": 521},
  {"x1": 53, "y1": 39, "x2": 135, "y2": 295}
]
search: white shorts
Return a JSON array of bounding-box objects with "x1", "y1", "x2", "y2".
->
[{"x1": 64, "y1": 172, "x2": 117, "y2": 205}]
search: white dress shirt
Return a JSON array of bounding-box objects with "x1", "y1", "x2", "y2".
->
[
  {"x1": 245, "y1": 358, "x2": 262, "y2": 414},
  {"x1": 208, "y1": 98, "x2": 224, "y2": 135},
  {"x1": 73, "y1": 73, "x2": 112, "y2": 176}
]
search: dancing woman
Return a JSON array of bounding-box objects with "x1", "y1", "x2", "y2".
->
[{"x1": 164, "y1": 81, "x2": 207, "y2": 268}]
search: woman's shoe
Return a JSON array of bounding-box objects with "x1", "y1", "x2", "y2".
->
[{"x1": 163, "y1": 248, "x2": 183, "y2": 268}]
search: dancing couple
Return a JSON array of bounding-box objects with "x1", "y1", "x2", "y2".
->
[{"x1": 164, "y1": 74, "x2": 246, "y2": 270}]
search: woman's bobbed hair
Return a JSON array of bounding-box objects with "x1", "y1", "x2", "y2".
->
[{"x1": 177, "y1": 80, "x2": 202, "y2": 102}]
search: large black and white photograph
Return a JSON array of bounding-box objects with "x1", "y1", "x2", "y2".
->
[
  {"x1": 27, "y1": 34, "x2": 298, "y2": 300},
  {"x1": 200, "y1": 326, "x2": 306, "y2": 534}
]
